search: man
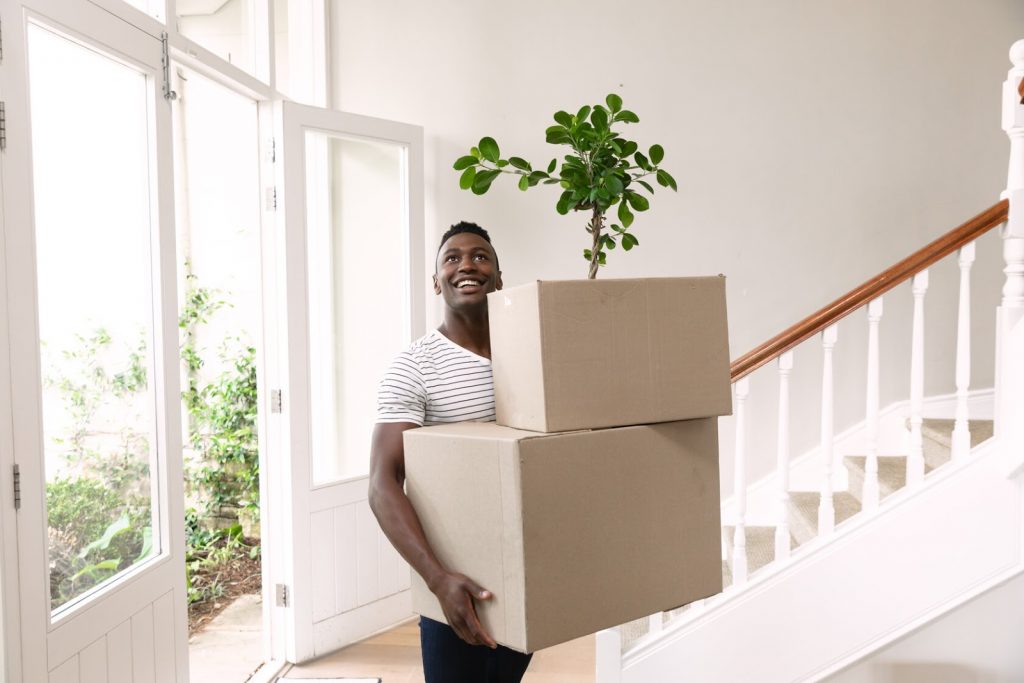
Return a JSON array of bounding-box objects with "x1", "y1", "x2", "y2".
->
[{"x1": 368, "y1": 222, "x2": 533, "y2": 682}]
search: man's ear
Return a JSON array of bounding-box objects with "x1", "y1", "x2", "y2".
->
[
  {"x1": 496, "y1": 271, "x2": 503, "y2": 291},
  {"x1": 432, "y1": 273, "x2": 441, "y2": 295}
]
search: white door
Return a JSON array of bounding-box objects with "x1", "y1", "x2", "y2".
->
[
  {"x1": 268, "y1": 100, "x2": 425, "y2": 663},
  {"x1": 0, "y1": 1, "x2": 188, "y2": 680}
]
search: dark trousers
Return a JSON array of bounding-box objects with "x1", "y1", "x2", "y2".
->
[{"x1": 419, "y1": 616, "x2": 533, "y2": 683}]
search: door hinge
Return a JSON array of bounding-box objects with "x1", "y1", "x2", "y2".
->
[
  {"x1": 275, "y1": 583, "x2": 289, "y2": 607},
  {"x1": 0, "y1": 101, "x2": 6, "y2": 152},
  {"x1": 265, "y1": 187, "x2": 277, "y2": 211},
  {"x1": 270, "y1": 389, "x2": 283, "y2": 413},
  {"x1": 13, "y1": 465, "x2": 20, "y2": 510},
  {"x1": 268, "y1": 137, "x2": 276, "y2": 163},
  {"x1": 160, "y1": 32, "x2": 177, "y2": 101}
]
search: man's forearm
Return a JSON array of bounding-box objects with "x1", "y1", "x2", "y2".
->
[{"x1": 369, "y1": 479, "x2": 448, "y2": 590}]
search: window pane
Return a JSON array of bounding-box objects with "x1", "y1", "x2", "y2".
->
[
  {"x1": 306, "y1": 133, "x2": 409, "y2": 485},
  {"x1": 178, "y1": 0, "x2": 258, "y2": 77},
  {"x1": 27, "y1": 24, "x2": 160, "y2": 613}
]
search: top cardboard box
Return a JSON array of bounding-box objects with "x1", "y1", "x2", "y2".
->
[{"x1": 488, "y1": 276, "x2": 732, "y2": 432}]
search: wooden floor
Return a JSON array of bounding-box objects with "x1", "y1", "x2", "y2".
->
[{"x1": 280, "y1": 620, "x2": 595, "y2": 683}]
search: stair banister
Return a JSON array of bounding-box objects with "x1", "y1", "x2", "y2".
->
[{"x1": 730, "y1": 202, "x2": 1008, "y2": 384}]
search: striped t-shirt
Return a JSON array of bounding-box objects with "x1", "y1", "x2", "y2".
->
[{"x1": 376, "y1": 329, "x2": 495, "y2": 426}]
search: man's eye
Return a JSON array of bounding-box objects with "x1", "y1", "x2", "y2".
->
[
  {"x1": 445, "y1": 255, "x2": 458, "y2": 263},
  {"x1": 474, "y1": 254, "x2": 489, "y2": 261}
]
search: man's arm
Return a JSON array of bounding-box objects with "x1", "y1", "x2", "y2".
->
[{"x1": 367, "y1": 422, "x2": 497, "y2": 648}]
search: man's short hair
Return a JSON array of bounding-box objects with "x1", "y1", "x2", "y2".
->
[{"x1": 436, "y1": 221, "x2": 500, "y2": 270}]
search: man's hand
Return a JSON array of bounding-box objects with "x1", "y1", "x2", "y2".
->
[{"x1": 430, "y1": 571, "x2": 497, "y2": 648}]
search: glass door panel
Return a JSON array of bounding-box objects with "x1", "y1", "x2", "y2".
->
[
  {"x1": 177, "y1": 0, "x2": 259, "y2": 77},
  {"x1": 27, "y1": 21, "x2": 161, "y2": 614},
  {"x1": 306, "y1": 133, "x2": 409, "y2": 485}
]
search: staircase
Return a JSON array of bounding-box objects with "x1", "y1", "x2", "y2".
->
[{"x1": 594, "y1": 40, "x2": 1024, "y2": 683}]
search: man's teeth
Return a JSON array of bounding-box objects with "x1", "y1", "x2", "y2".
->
[{"x1": 457, "y1": 280, "x2": 481, "y2": 288}]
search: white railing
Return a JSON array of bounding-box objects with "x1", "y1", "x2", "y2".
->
[{"x1": 597, "y1": 38, "x2": 1024, "y2": 679}]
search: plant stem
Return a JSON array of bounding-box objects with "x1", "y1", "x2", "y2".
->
[{"x1": 588, "y1": 207, "x2": 604, "y2": 279}]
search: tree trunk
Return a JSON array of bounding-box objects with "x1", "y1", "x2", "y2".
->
[{"x1": 588, "y1": 208, "x2": 604, "y2": 279}]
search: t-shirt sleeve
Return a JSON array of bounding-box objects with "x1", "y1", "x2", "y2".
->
[{"x1": 376, "y1": 352, "x2": 427, "y2": 426}]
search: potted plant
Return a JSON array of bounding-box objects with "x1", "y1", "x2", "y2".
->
[{"x1": 453, "y1": 94, "x2": 677, "y2": 279}]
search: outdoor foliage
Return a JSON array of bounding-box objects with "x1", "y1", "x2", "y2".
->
[
  {"x1": 454, "y1": 93, "x2": 678, "y2": 278},
  {"x1": 43, "y1": 268, "x2": 260, "y2": 612},
  {"x1": 43, "y1": 327, "x2": 153, "y2": 609}
]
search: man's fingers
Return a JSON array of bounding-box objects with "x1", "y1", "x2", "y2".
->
[
  {"x1": 463, "y1": 578, "x2": 492, "y2": 601},
  {"x1": 462, "y1": 600, "x2": 497, "y2": 649}
]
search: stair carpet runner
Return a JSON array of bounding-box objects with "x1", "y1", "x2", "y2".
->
[{"x1": 618, "y1": 418, "x2": 995, "y2": 649}]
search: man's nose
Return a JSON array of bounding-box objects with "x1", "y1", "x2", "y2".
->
[{"x1": 458, "y1": 256, "x2": 477, "y2": 271}]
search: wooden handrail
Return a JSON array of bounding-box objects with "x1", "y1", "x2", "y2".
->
[
  {"x1": 1018, "y1": 76, "x2": 1024, "y2": 103},
  {"x1": 730, "y1": 198, "x2": 1009, "y2": 382}
]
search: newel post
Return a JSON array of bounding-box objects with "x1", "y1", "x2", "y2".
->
[{"x1": 999, "y1": 40, "x2": 1024, "y2": 476}]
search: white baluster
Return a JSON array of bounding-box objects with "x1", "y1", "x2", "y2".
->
[
  {"x1": 774, "y1": 352, "x2": 793, "y2": 562},
  {"x1": 595, "y1": 627, "x2": 623, "y2": 683},
  {"x1": 907, "y1": 270, "x2": 929, "y2": 486},
  {"x1": 997, "y1": 40, "x2": 1024, "y2": 465},
  {"x1": 732, "y1": 377, "x2": 749, "y2": 585},
  {"x1": 863, "y1": 297, "x2": 883, "y2": 510},
  {"x1": 647, "y1": 613, "x2": 663, "y2": 635},
  {"x1": 818, "y1": 325, "x2": 838, "y2": 536},
  {"x1": 951, "y1": 242, "x2": 976, "y2": 460}
]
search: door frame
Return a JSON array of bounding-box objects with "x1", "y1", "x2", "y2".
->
[{"x1": 0, "y1": 0, "x2": 188, "y2": 679}]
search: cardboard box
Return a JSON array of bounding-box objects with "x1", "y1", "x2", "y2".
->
[
  {"x1": 404, "y1": 418, "x2": 723, "y2": 653},
  {"x1": 487, "y1": 277, "x2": 732, "y2": 432}
]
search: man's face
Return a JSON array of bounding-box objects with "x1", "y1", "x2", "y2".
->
[{"x1": 433, "y1": 232, "x2": 502, "y2": 310}]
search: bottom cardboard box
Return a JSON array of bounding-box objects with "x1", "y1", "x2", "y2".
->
[{"x1": 404, "y1": 418, "x2": 723, "y2": 653}]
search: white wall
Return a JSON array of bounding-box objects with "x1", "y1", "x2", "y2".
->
[
  {"x1": 328, "y1": 0, "x2": 1024, "y2": 492},
  {"x1": 828, "y1": 571, "x2": 1024, "y2": 683}
]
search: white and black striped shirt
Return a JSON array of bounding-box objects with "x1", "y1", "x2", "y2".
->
[{"x1": 376, "y1": 329, "x2": 495, "y2": 426}]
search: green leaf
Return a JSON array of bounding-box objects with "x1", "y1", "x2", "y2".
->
[
  {"x1": 471, "y1": 169, "x2": 501, "y2": 195},
  {"x1": 618, "y1": 200, "x2": 634, "y2": 228},
  {"x1": 547, "y1": 158, "x2": 557, "y2": 173},
  {"x1": 649, "y1": 144, "x2": 664, "y2": 165},
  {"x1": 634, "y1": 152, "x2": 650, "y2": 170},
  {"x1": 606, "y1": 93, "x2": 623, "y2": 113},
  {"x1": 620, "y1": 140, "x2": 638, "y2": 157},
  {"x1": 622, "y1": 233, "x2": 639, "y2": 251},
  {"x1": 598, "y1": 251, "x2": 607, "y2": 265},
  {"x1": 615, "y1": 110, "x2": 640, "y2": 123},
  {"x1": 554, "y1": 110, "x2": 574, "y2": 127},
  {"x1": 556, "y1": 192, "x2": 573, "y2": 215},
  {"x1": 583, "y1": 248, "x2": 593, "y2": 261},
  {"x1": 637, "y1": 180, "x2": 654, "y2": 194},
  {"x1": 509, "y1": 157, "x2": 531, "y2": 171},
  {"x1": 545, "y1": 126, "x2": 572, "y2": 145},
  {"x1": 470, "y1": 146, "x2": 481, "y2": 159},
  {"x1": 603, "y1": 235, "x2": 617, "y2": 250},
  {"x1": 543, "y1": 178, "x2": 561, "y2": 184},
  {"x1": 606, "y1": 174, "x2": 624, "y2": 195},
  {"x1": 453, "y1": 155, "x2": 478, "y2": 171},
  {"x1": 517, "y1": 175, "x2": 528, "y2": 191},
  {"x1": 79, "y1": 515, "x2": 131, "y2": 558},
  {"x1": 136, "y1": 526, "x2": 153, "y2": 562},
  {"x1": 576, "y1": 105, "x2": 592, "y2": 122},
  {"x1": 479, "y1": 137, "x2": 500, "y2": 163},
  {"x1": 591, "y1": 107, "x2": 609, "y2": 131},
  {"x1": 626, "y1": 192, "x2": 650, "y2": 211},
  {"x1": 459, "y1": 166, "x2": 476, "y2": 190},
  {"x1": 656, "y1": 169, "x2": 678, "y2": 191},
  {"x1": 611, "y1": 223, "x2": 624, "y2": 233},
  {"x1": 496, "y1": 159, "x2": 509, "y2": 168}
]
